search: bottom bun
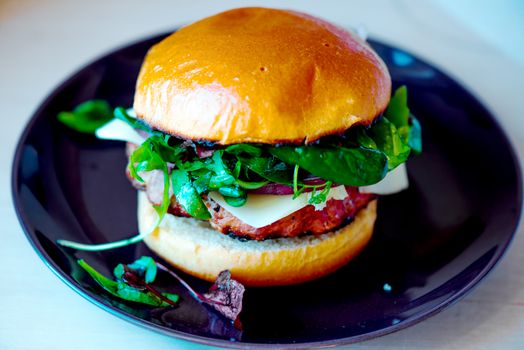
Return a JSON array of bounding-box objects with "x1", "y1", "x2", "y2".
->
[{"x1": 139, "y1": 191, "x2": 377, "y2": 286}]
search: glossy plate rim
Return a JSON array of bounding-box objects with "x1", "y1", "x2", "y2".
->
[{"x1": 11, "y1": 31, "x2": 523, "y2": 349}]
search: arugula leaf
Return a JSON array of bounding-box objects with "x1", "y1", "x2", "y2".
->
[
  {"x1": 309, "y1": 181, "x2": 333, "y2": 205},
  {"x1": 236, "y1": 179, "x2": 268, "y2": 189},
  {"x1": 193, "y1": 172, "x2": 213, "y2": 194},
  {"x1": 127, "y1": 136, "x2": 185, "y2": 221},
  {"x1": 78, "y1": 259, "x2": 179, "y2": 307},
  {"x1": 128, "y1": 137, "x2": 166, "y2": 182},
  {"x1": 223, "y1": 196, "x2": 247, "y2": 207},
  {"x1": 218, "y1": 186, "x2": 246, "y2": 198},
  {"x1": 209, "y1": 173, "x2": 236, "y2": 188},
  {"x1": 58, "y1": 100, "x2": 113, "y2": 133},
  {"x1": 237, "y1": 156, "x2": 293, "y2": 184},
  {"x1": 207, "y1": 151, "x2": 236, "y2": 188},
  {"x1": 171, "y1": 169, "x2": 211, "y2": 220},
  {"x1": 269, "y1": 146, "x2": 388, "y2": 186}
]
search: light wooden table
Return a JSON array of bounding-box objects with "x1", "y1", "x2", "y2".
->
[{"x1": 2, "y1": 1, "x2": 523, "y2": 349}]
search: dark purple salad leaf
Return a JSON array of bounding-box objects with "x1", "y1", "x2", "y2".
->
[
  {"x1": 203, "y1": 270, "x2": 245, "y2": 321},
  {"x1": 157, "y1": 263, "x2": 245, "y2": 322}
]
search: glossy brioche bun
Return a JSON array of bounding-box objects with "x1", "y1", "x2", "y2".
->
[
  {"x1": 138, "y1": 192, "x2": 377, "y2": 286},
  {"x1": 133, "y1": 7, "x2": 391, "y2": 145}
]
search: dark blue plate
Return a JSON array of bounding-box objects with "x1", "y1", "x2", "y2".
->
[{"x1": 11, "y1": 33, "x2": 522, "y2": 348}]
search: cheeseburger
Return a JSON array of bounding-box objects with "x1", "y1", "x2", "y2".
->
[{"x1": 95, "y1": 7, "x2": 421, "y2": 286}]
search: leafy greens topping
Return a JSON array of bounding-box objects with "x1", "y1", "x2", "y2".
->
[{"x1": 57, "y1": 86, "x2": 421, "y2": 239}]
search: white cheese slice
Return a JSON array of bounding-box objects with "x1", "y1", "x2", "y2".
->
[
  {"x1": 126, "y1": 108, "x2": 137, "y2": 118},
  {"x1": 361, "y1": 163, "x2": 409, "y2": 195},
  {"x1": 209, "y1": 186, "x2": 348, "y2": 228},
  {"x1": 95, "y1": 118, "x2": 146, "y2": 145}
]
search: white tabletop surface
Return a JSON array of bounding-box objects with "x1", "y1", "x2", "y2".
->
[{"x1": 2, "y1": 1, "x2": 524, "y2": 349}]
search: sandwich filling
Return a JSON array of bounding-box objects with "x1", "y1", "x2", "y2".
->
[{"x1": 96, "y1": 86, "x2": 421, "y2": 241}]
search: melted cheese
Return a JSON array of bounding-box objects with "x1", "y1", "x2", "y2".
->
[
  {"x1": 209, "y1": 166, "x2": 409, "y2": 228},
  {"x1": 95, "y1": 118, "x2": 145, "y2": 145},
  {"x1": 361, "y1": 163, "x2": 409, "y2": 195},
  {"x1": 209, "y1": 186, "x2": 348, "y2": 228}
]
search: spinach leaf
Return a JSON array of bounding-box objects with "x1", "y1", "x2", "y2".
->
[
  {"x1": 366, "y1": 117, "x2": 411, "y2": 170},
  {"x1": 269, "y1": 146, "x2": 388, "y2": 186},
  {"x1": 385, "y1": 85, "x2": 410, "y2": 130},
  {"x1": 384, "y1": 85, "x2": 422, "y2": 153},
  {"x1": 356, "y1": 129, "x2": 378, "y2": 150},
  {"x1": 58, "y1": 100, "x2": 113, "y2": 133},
  {"x1": 171, "y1": 169, "x2": 211, "y2": 220}
]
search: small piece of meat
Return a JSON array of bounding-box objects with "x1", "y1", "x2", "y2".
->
[
  {"x1": 143, "y1": 169, "x2": 170, "y2": 206},
  {"x1": 167, "y1": 199, "x2": 191, "y2": 217},
  {"x1": 126, "y1": 167, "x2": 168, "y2": 205},
  {"x1": 126, "y1": 143, "x2": 190, "y2": 218},
  {"x1": 126, "y1": 142, "x2": 138, "y2": 157},
  {"x1": 127, "y1": 167, "x2": 190, "y2": 218},
  {"x1": 205, "y1": 187, "x2": 375, "y2": 240},
  {"x1": 126, "y1": 166, "x2": 146, "y2": 190}
]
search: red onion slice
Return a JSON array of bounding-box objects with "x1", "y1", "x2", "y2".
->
[{"x1": 249, "y1": 178, "x2": 331, "y2": 195}]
